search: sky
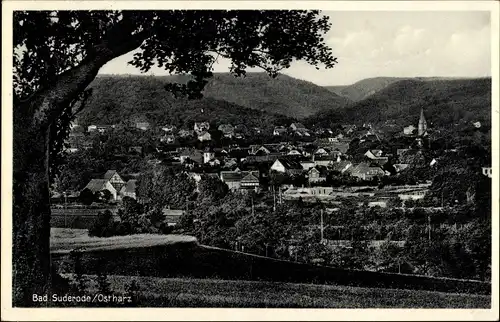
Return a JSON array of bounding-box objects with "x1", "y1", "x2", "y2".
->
[{"x1": 98, "y1": 11, "x2": 492, "y2": 86}]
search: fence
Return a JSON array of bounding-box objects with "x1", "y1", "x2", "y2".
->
[{"x1": 52, "y1": 240, "x2": 490, "y2": 295}]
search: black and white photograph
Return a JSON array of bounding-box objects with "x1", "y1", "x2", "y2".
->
[{"x1": 2, "y1": 0, "x2": 499, "y2": 320}]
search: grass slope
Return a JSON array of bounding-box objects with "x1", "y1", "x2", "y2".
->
[{"x1": 312, "y1": 77, "x2": 491, "y2": 128}]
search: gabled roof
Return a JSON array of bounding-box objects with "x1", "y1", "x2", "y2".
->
[
  {"x1": 331, "y1": 161, "x2": 352, "y2": 172},
  {"x1": 83, "y1": 179, "x2": 112, "y2": 192},
  {"x1": 241, "y1": 173, "x2": 259, "y2": 183},
  {"x1": 122, "y1": 180, "x2": 137, "y2": 193},
  {"x1": 104, "y1": 170, "x2": 119, "y2": 180},
  {"x1": 290, "y1": 122, "x2": 306, "y2": 129},
  {"x1": 276, "y1": 158, "x2": 303, "y2": 170}
]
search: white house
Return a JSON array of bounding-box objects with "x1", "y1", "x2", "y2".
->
[
  {"x1": 103, "y1": 170, "x2": 125, "y2": 191},
  {"x1": 403, "y1": 125, "x2": 416, "y2": 135},
  {"x1": 198, "y1": 131, "x2": 212, "y2": 142},
  {"x1": 203, "y1": 150, "x2": 215, "y2": 164},
  {"x1": 270, "y1": 159, "x2": 303, "y2": 175},
  {"x1": 87, "y1": 125, "x2": 97, "y2": 132},
  {"x1": 273, "y1": 126, "x2": 287, "y2": 136},
  {"x1": 194, "y1": 122, "x2": 210, "y2": 133},
  {"x1": 82, "y1": 179, "x2": 118, "y2": 201}
]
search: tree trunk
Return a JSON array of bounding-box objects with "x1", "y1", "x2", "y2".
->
[
  {"x1": 12, "y1": 117, "x2": 52, "y2": 306},
  {"x1": 12, "y1": 32, "x2": 148, "y2": 305}
]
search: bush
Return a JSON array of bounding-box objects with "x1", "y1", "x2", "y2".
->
[{"x1": 88, "y1": 210, "x2": 115, "y2": 237}]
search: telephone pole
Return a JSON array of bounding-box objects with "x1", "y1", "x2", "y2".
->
[
  {"x1": 428, "y1": 214, "x2": 431, "y2": 242},
  {"x1": 273, "y1": 189, "x2": 276, "y2": 212},
  {"x1": 320, "y1": 209, "x2": 324, "y2": 243}
]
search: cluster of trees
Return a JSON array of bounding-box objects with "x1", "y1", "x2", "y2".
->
[{"x1": 88, "y1": 197, "x2": 173, "y2": 237}]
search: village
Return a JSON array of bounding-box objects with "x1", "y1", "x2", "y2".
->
[{"x1": 51, "y1": 106, "x2": 491, "y2": 232}]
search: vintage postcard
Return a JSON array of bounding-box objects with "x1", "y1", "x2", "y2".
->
[{"x1": 1, "y1": 0, "x2": 499, "y2": 321}]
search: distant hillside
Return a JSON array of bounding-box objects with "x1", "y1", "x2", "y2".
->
[
  {"x1": 325, "y1": 77, "x2": 472, "y2": 102},
  {"x1": 310, "y1": 78, "x2": 491, "y2": 129},
  {"x1": 202, "y1": 73, "x2": 351, "y2": 118},
  {"x1": 78, "y1": 73, "x2": 350, "y2": 129},
  {"x1": 78, "y1": 75, "x2": 294, "y2": 130}
]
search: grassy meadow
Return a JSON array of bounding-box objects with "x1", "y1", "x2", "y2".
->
[{"x1": 64, "y1": 274, "x2": 490, "y2": 308}]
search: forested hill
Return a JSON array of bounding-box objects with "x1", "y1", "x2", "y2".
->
[
  {"x1": 78, "y1": 75, "x2": 295, "y2": 130},
  {"x1": 78, "y1": 73, "x2": 349, "y2": 128},
  {"x1": 202, "y1": 73, "x2": 351, "y2": 118},
  {"x1": 308, "y1": 77, "x2": 492, "y2": 129},
  {"x1": 325, "y1": 77, "x2": 472, "y2": 102}
]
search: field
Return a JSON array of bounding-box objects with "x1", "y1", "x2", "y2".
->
[
  {"x1": 51, "y1": 228, "x2": 197, "y2": 254},
  {"x1": 65, "y1": 274, "x2": 490, "y2": 308},
  {"x1": 51, "y1": 228, "x2": 490, "y2": 301}
]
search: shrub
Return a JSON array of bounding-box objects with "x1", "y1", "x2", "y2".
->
[{"x1": 88, "y1": 210, "x2": 115, "y2": 237}]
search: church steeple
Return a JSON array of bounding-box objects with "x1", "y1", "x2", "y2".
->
[{"x1": 418, "y1": 108, "x2": 427, "y2": 137}]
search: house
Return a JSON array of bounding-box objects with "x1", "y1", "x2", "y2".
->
[
  {"x1": 300, "y1": 160, "x2": 316, "y2": 171},
  {"x1": 194, "y1": 122, "x2": 210, "y2": 133},
  {"x1": 96, "y1": 125, "x2": 115, "y2": 133},
  {"x1": 287, "y1": 149, "x2": 302, "y2": 156},
  {"x1": 403, "y1": 125, "x2": 416, "y2": 135},
  {"x1": 314, "y1": 148, "x2": 330, "y2": 156},
  {"x1": 313, "y1": 155, "x2": 338, "y2": 168},
  {"x1": 290, "y1": 123, "x2": 307, "y2": 131},
  {"x1": 136, "y1": 122, "x2": 150, "y2": 131},
  {"x1": 203, "y1": 148, "x2": 215, "y2": 164},
  {"x1": 103, "y1": 170, "x2": 126, "y2": 191},
  {"x1": 331, "y1": 161, "x2": 353, "y2": 173},
  {"x1": 249, "y1": 145, "x2": 271, "y2": 155},
  {"x1": 162, "y1": 208, "x2": 186, "y2": 227},
  {"x1": 218, "y1": 124, "x2": 235, "y2": 138},
  {"x1": 399, "y1": 189, "x2": 427, "y2": 201},
  {"x1": 120, "y1": 179, "x2": 137, "y2": 200},
  {"x1": 270, "y1": 158, "x2": 304, "y2": 175},
  {"x1": 161, "y1": 124, "x2": 177, "y2": 133},
  {"x1": 273, "y1": 126, "x2": 287, "y2": 136},
  {"x1": 179, "y1": 149, "x2": 203, "y2": 164},
  {"x1": 240, "y1": 173, "x2": 261, "y2": 192},
  {"x1": 393, "y1": 164, "x2": 410, "y2": 173},
  {"x1": 308, "y1": 167, "x2": 328, "y2": 183},
  {"x1": 350, "y1": 163, "x2": 385, "y2": 180},
  {"x1": 178, "y1": 129, "x2": 194, "y2": 138},
  {"x1": 87, "y1": 125, "x2": 98, "y2": 132},
  {"x1": 82, "y1": 179, "x2": 117, "y2": 201},
  {"x1": 365, "y1": 149, "x2": 383, "y2": 159},
  {"x1": 473, "y1": 121, "x2": 482, "y2": 128},
  {"x1": 220, "y1": 170, "x2": 260, "y2": 191},
  {"x1": 197, "y1": 131, "x2": 212, "y2": 142},
  {"x1": 160, "y1": 134, "x2": 176, "y2": 144}
]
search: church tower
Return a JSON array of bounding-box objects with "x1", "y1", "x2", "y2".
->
[{"x1": 417, "y1": 108, "x2": 428, "y2": 137}]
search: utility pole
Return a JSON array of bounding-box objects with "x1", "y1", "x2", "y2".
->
[
  {"x1": 320, "y1": 209, "x2": 324, "y2": 243},
  {"x1": 64, "y1": 192, "x2": 68, "y2": 228},
  {"x1": 251, "y1": 196, "x2": 255, "y2": 216},
  {"x1": 273, "y1": 189, "x2": 276, "y2": 212},
  {"x1": 428, "y1": 214, "x2": 431, "y2": 242}
]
